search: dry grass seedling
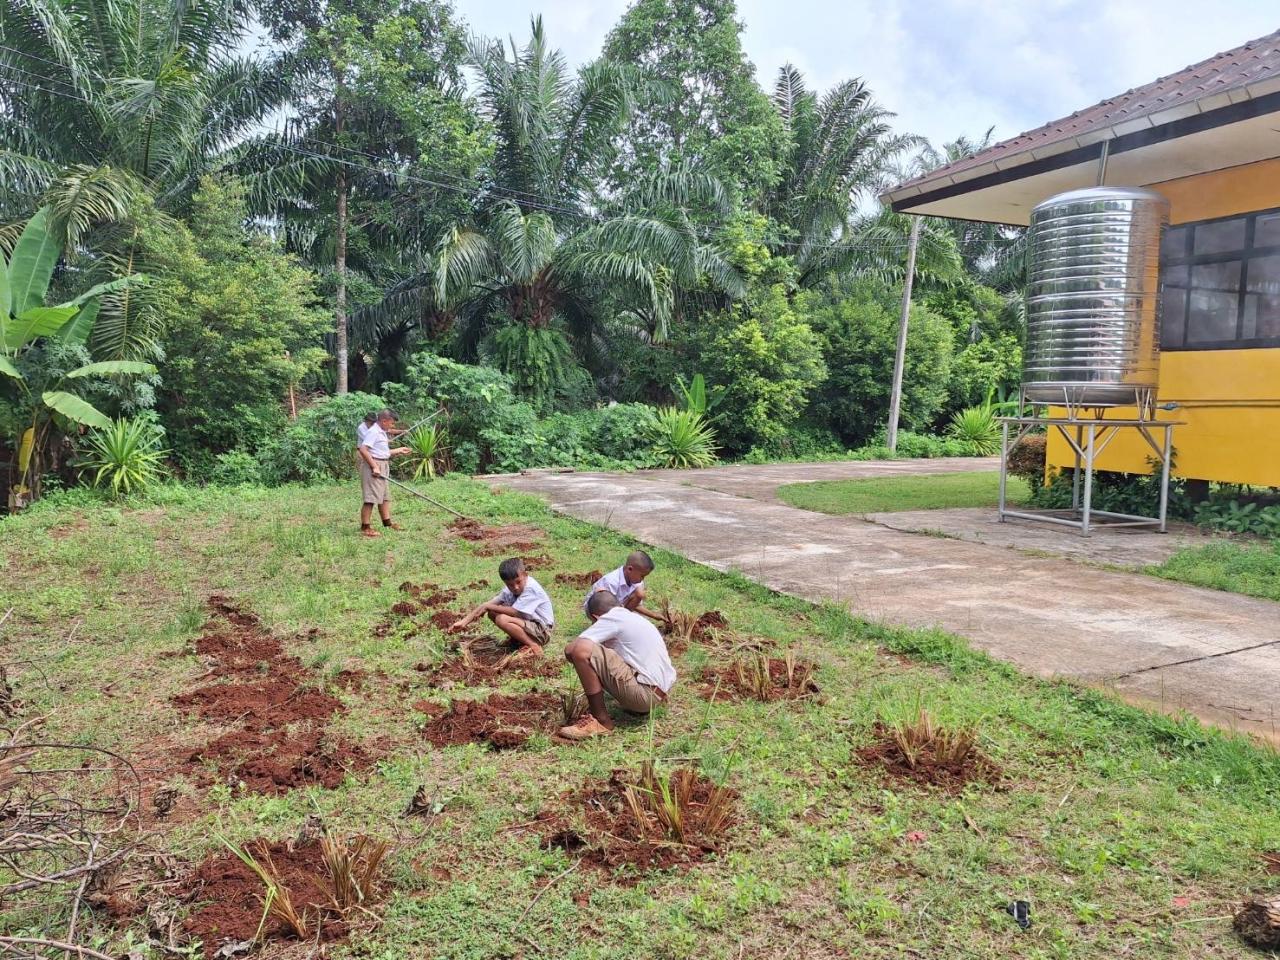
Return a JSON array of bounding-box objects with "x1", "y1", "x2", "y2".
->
[
  {"x1": 890, "y1": 707, "x2": 979, "y2": 770},
  {"x1": 560, "y1": 692, "x2": 587, "y2": 726},
  {"x1": 322, "y1": 834, "x2": 389, "y2": 913},
  {"x1": 227, "y1": 841, "x2": 309, "y2": 941},
  {"x1": 621, "y1": 760, "x2": 735, "y2": 845},
  {"x1": 660, "y1": 601, "x2": 699, "y2": 649}
]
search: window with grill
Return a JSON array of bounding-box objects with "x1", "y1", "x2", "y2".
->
[{"x1": 1160, "y1": 208, "x2": 1280, "y2": 350}]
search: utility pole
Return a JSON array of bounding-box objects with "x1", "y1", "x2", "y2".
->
[{"x1": 887, "y1": 215, "x2": 921, "y2": 452}]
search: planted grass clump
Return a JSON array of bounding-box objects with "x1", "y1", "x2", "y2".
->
[
  {"x1": 182, "y1": 833, "x2": 389, "y2": 953},
  {"x1": 858, "y1": 705, "x2": 1001, "y2": 791},
  {"x1": 536, "y1": 761, "x2": 738, "y2": 875},
  {"x1": 417, "y1": 692, "x2": 561, "y2": 749},
  {"x1": 699, "y1": 649, "x2": 819, "y2": 703},
  {"x1": 660, "y1": 603, "x2": 729, "y2": 655}
]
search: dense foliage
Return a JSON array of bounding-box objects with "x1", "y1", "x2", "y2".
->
[{"x1": 1, "y1": 0, "x2": 1031, "y2": 505}]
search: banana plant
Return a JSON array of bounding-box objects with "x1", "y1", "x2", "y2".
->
[{"x1": 1, "y1": 207, "x2": 152, "y2": 506}]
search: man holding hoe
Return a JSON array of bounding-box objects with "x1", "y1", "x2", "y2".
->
[{"x1": 358, "y1": 409, "x2": 411, "y2": 538}]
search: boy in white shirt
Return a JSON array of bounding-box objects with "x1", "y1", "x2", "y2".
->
[
  {"x1": 357, "y1": 409, "x2": 410, "y2": 538},
  {"x1": 451, "y1": 558, "x2": 554, "y2": 656},
  {"x1": 560, "y1": 591, "x2": 677, "y2": 740},
  {"x1": 584, "y1": 551, "x2": 662, "y2": 623}
]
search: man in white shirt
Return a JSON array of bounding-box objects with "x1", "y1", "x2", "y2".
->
[
  {"x1": 357, "y1": 409, "x2": 410, "y2": 538},
  {"x1": 451, "y1": 557, "x2": 555, "y2": 655},
  {"x1": 560, "y1": 591, "x2": 677, "y2": 740}
]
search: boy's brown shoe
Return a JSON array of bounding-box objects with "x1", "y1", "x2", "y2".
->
[
  {"x1": 361, "y1": 527, "x2": 381, "y2": 538},
  {"x1": 558, "y1": 715, "x2": 613, "y2": 741}
]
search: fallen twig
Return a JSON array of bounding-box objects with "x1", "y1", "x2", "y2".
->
[
  {"x1": 0, "y1": 937, "x2": 116, "y2": 960},
  {"x1": 515, "y1": 858, "x2": 581, "y2": 926}
]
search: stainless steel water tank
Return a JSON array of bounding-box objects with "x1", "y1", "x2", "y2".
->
[{"x1": 1023, "y1": 186, "x2": 1169, "y2": 406}]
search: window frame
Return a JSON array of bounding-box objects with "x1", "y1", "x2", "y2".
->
[{"x1": 1161, "y1": 205, "x2": 1280, "y2": 351}]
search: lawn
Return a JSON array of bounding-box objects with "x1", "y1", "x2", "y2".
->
[
  {"x1": 777, "y1": 470, "x2": 1030, "y2": 515},
  {"x1": 1151, "y1": 539, "x2": 1280, "y2": 602},
  {"x1": 1, "y1": 478, "x2": 1277, "y2": 959}
]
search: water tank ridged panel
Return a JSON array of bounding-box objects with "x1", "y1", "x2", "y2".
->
[{"x1": 1023, "y1": 186, "x2": 1169, "y2": 406}]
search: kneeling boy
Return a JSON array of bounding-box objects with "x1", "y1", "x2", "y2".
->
[
  {"x1": 584, "y1": 551, "x2": 662, "y2": 623},
  {"x1": 451, "y1": 558, "x2": 554, "y2": 656},
  {"x1": 560, "y1": 591, "x2": 676, "y2": 740}
]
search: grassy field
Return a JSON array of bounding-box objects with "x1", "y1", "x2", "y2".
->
[
  {"x1": 1151, "y1": 539, "x2": 1280, "y2": 602},
  {"x1": 777, "y1": 471, "x2": 1030, "y2": 515},
  {"x1": 1, "y1": 478, "x2": 1278, "y2": 959}
]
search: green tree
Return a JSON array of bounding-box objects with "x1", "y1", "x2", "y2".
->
[
  {"x1": 255, "y1": 0, "x2": 487, "y2": 393},
  {"x1": 807, "y1": 279, "x2": 954, "y2": 445},
  {"x1": 137, "y1": 178, "x2": 328, "y2": 473},
  {"x1": 602, "y1": 0, "x2": 785, "y2": 205}
]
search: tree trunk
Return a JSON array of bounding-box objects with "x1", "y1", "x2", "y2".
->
[
  {"x1": 886, "y1": 215, "x2": 921, "y2": 452},
  {"x1": 335, "y1": 167, "x2": 349, "y2": 396},
  {"x1": 1234, "y1": 896, "x2": 1280, "y2": 950}
]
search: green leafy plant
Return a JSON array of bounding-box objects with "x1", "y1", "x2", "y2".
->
[
  {"x1": 654, "y1": 407, "x2": 718, "y2": 469},
  {"x1": 405, "y1": 422, "x2": 451, "y2": 480},
  {"x1": 946, "y1": 404, "x2": 1001, "y2": 456},
  {"x1": 674, "y1": 373, "x2": 726, "y2": 416},
  {"x1": 1194, "y1": 499, "x2": 1280, "y2": 537},
  {"x1": 1, "y1": 207, "x2": 152, "y2": 506},
  {"x1": 77, "y1": 416, "x2": 168, "y2": 496}
]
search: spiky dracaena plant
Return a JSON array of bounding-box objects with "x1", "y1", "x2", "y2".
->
[{"x1": 654, "y1": 407, "x2": 718, "y2": 469}]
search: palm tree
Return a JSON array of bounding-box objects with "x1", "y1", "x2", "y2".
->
[
  {"x1": 0, "y1": 0, "x2": 289, "y2": 355},
  {"x1": 767, "y1": 64, "x2": 918, "y2": 288},
  {"x1": 383, "y1": 18, "x2": 742, "y2": 402}
]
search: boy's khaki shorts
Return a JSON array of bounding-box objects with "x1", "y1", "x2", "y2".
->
[
  {"x1": 521, "y1": 618, "x2": 552, "y2": 646},
  {"x1": 360, "y1": 459, "x2": 389, "y2": 505},
  {"x1": 587, "y1": 643, "x2": 663, "y2": 714}
]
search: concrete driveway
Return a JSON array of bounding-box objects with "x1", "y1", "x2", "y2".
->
[{"x1": 491, "y1": 459, "x2": 1280, "y2": 741}]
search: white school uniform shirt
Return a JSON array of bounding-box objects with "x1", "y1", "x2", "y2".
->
[
  {"x1": 357, "y1": 422, "x2": 371, "y2": 444},
  {"x1": 360, "y1": 422, "x2": 390, "y2": 459},
  {"x1": 496, "y1": 575, "x2": 555, "y2": 628},
  {"x1": 579, "y1": 607, "x2": 676, "y2": 692},
  {"x1": 583, "y1": 566, "x2": 643, "y2": 612}
]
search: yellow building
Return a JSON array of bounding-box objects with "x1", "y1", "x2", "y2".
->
[{"x1": 882, "y1": 30, "x2": 1280, "y2": 488}]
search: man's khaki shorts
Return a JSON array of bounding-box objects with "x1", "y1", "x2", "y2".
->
[
  {"x1": 360, "y1": 459, "x2": 389, "y2": 505},
  {"x1": 587, "y1": 643, "x2": 663, "y2": 714}
]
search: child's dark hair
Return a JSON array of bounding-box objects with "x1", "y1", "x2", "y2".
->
[
  {"x1": 587, "y1": 590, "x2": 619, "y2": 617},
  {"x1": 498, "y1": 557, "x2": 525, "y2": 582},
  {"x1": 627, "y1": 550, "x2": 655, "y2": 573},
  {"x1": 363, "y1": 411, "x2": 377, "y2": 424}
]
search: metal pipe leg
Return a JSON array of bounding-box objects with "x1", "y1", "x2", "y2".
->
[
  {"x1": 1071, "y1": 425, "x2": 1083, "y2": 513},
  {"x1": 1081, "y1": 424, "x2": 1095, "y2": 536},
  {"x1": 998, "y1": 420, "x2": 1010, "y2": 521},
  {"x1": 1158, "y1": 425, "x2": 1172, "y2": 533}
]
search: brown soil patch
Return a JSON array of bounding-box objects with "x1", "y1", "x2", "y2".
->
[
  {"x1": 554, "y1": 570, "x2": 603, "y2": 588},
  {"x1": 172, "y1": 598, "x2": 371, "y2": 795},
  {"x1": 179, "y1": 840, "x2": 351, "y2": 951},
  {"x1": 857, "y1": 722, "x2": 1002, "y2": 792},
  {"x1": 420, "y1": 692, "x2": 560, "y2": 749},
  {"x1": 1263, "y1": 851, "x2": 1280, "y2": 874},
  {"x1": 447, "y1": 517, "x2": 544, "y2": 556},
  {"x1": 697, "y1": 656, "x2": 819, "y2": 702},
  {"x1": 534, "y1": 766, "x2": 738, "y2": 875}
]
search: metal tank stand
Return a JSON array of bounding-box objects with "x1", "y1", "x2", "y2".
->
[{"x1": 997, "y1": 407, "x2": 1180, "y2": 536}]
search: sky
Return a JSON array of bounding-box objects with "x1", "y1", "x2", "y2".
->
[{"x1": 453, "y1": 0, "x2": 1279, "y2": 150}]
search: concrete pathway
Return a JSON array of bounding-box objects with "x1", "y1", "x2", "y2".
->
[{"x1": 491, "y1": 460, "x2": 1280, "y2": 741}]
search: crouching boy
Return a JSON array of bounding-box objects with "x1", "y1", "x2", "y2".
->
[
  {"x1": 560, "y1": 591, "x2": 676, "y2": 741},
  {"x1": 584, "y1": 551, "x2": 663, "y2": 623},
  {"x1": 451, "y1": 558, "x2": 553, "y2": 656}
]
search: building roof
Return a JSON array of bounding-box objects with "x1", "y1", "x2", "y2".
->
[{"x1": 883, "y1": 29, "x2": 1280, "y2": 219}]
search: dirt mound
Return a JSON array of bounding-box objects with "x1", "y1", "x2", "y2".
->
[
  {"x1": 420, "y1": 692, "x2": 560, "y2": 749},
  {"x1": 534, "y1": 765, "x2": 738, "y2": 875},
  {"x1": 173, "y1": 598, "x2": 370, "y2": 795},
  {"x1": 857, "y1": 722, "x2": 1002, "y2": 792},
  {"x1": 180, "y1": 840, "x2": 348, "y2": 950},
  {"x1": 397, "y1": 581, "x2": 459, "y2": 610},
  {"x1": 662, "y1": 609, "x2": 729, "y2": 655},
  {"x1": 554, "y1": 570, "x2": 603, "y2": 588},
  {"x1": 420, "y1": 642, "x2": 563, "y2": 684},
  {"x1": 697, "y1": 655, "x2": 819, "y2": 702},
  {"x1": 447, "y1": 517, "x2": 545, "y2": 557}
]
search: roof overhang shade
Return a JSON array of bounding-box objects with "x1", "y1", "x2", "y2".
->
[{"x1": 882, "y1": 64, "x2": 1280, "y2": 226}]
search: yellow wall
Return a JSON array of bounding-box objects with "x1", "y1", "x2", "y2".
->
[{"x1": 1045, "y1": 158, "x2": 1280, "y2": 487}]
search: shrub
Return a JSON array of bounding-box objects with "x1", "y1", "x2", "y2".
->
[
  {"x1": 404, "y1": 423, "x2": 451, "y2": 480},
  {"x1": 1193, "y1": 499, "x2": 1280, "y2": 537},
  {"x1": 76, "y1": 416, "x2": 168, "y2": 496},
  {"x1": 1006, "y1": 434, "x2": 1046, "y2": 482},
  {"x1": 208, "y1": 450, "x2": 265, "y2": 487},
  {"x1": 654, "y1": 407, "x2": 718, "y2": 468},
  {"x1": 946, "y1": 404, "x2": 1001, "y2": 456},
  {"x1": 272, "y1": 392, "x2": 384, "y2": 483}
]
